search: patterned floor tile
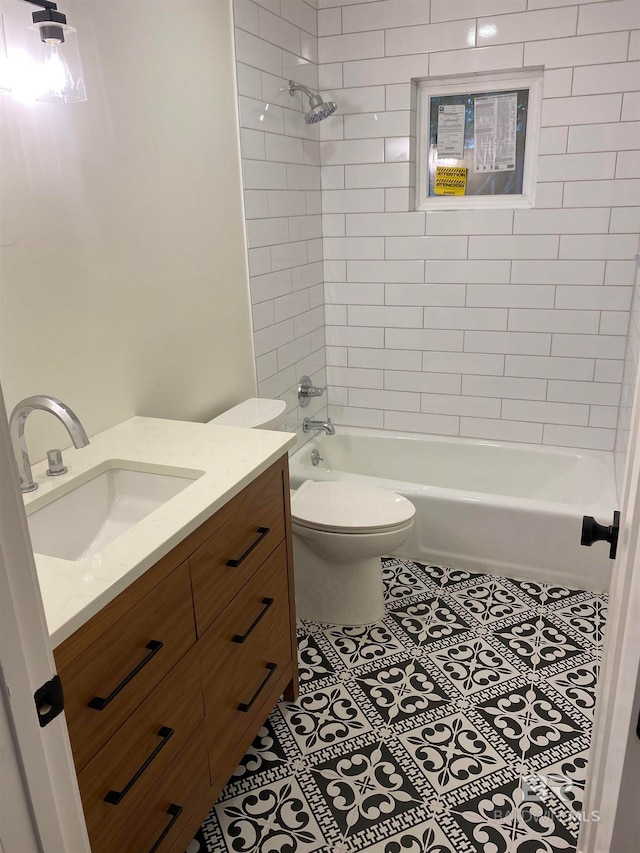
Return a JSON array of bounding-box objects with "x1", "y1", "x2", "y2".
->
[
  {"x1": 493, "y1": 616, "x2": 585, "y2": 671},
  {"x1": 551, "y1": 596, "x2": 608, "y2": 646},
  {"x1": 425, "y1": 637, "x2": 521, "y2": 696},
  {"x1": 399, "y1": 711, "x2": 507, "y2": 794},
  {"x1": 504, "y1": 579, "x2": 586, "y2": 609},
  {"x1": 447, "y1": 580, "x2": 531, "y2": 626},
  {"x1": 282, "y1": 683, "x2": 373, "y2": 753},
  {"x1": 547, "y1": 661, "x2": 599, "y2": 719},
  {"x1": 356, "y1": 817, "x2": 456, "y2": 852},
  {"x1": 356, "y1": 658, "x2": 450, "y2": 726},
  {"x1": 298, "y1": 633, "x2": 337, "y2": 688},
  {"x1": 213, "y1": 776, "x2": 328, "y2": 853},
  {"x1": 449, "y1": 774, "x2": 577, "y2": 853},
  {"x1": 477, "y1": 684, "x2": 584, "y2": 760},
  {"x1": 413, "y1": 563, "x2": 478, "y2": 589},
  {"x1": 186, "y1": 829, "x2": 208, "y2": 853},
  {"x1": 191, "y1": 561, "x2": 606, "y2": 853},
  {"x1": 389, "y1": 598, "x2": 471, "y2": 648},
  {"x1": 312, "y1": 740, "x2": 423, "y2": 836},
  {"x1": 324, "y1": 623, "x2": 407, "y2": 669},
  {"x1": 525, "y1": 749, "x2": 591, "y2": 816},
  {"x1": 228, "y1": 719, "x2": 288, "y2": 783},
  {"x1": 382, "y1": 558, "x2": 434, "y2": 602}
]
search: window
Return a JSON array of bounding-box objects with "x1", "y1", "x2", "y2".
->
[{"x1": 415, "y1": 69, "x2": 543, "y2": 210}]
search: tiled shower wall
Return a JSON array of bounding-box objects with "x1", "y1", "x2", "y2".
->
[
  {"x1": 233, "y1": 0, "x2": 327, "y2": 435},
  {"x1": 318, "y1": 0, "x2": 640, "y2": 451}
]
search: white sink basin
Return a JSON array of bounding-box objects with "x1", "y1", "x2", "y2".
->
[{"x1": 27, "y1": 465, "x2": 200, "y2": 561}]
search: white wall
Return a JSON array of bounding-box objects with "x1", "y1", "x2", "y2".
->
[
  {"x1": 0, "y1": 0, "x2": 256, "y2": 463},
  {"x1": 615, "y1": 261, "x2": 640, "y2": 492},
  {"x1": 318, "y1": 0, "x2": 640, "y2": 451},
  {"x1": 0, "y1": 677, "x2": 40, "y2": 852},
  {"x1": 232, "y1": 0, "x2": 327, "y2": 437}
]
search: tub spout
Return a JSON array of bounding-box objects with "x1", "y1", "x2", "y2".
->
[{"x1": 303, "y1": 417, "x2": 335, "y2": 435}]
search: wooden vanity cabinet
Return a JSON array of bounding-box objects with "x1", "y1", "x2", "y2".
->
[{"x1": 53, "y1": 455, "x2": 298, "y2": 853}]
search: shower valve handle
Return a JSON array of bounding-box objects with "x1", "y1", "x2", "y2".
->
[{"x1": 298, "y1": 375, "x2": 326, "y2": 407}]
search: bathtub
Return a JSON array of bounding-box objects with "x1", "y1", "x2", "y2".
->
[{"x1": 289, "y1": 427, "x2": 617, "y2": 592}]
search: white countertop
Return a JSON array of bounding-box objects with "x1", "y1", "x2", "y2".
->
[{"x1": 23, "y1": 417, "x2": 296, "y2": 648}]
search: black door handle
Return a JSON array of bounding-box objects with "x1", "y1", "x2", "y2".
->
[{"x1": 581, "y1": 511, "x2": 620, "y2": 560}]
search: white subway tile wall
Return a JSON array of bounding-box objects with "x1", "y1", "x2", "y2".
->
[
  {"x1": 318, "y1": 0, "x2": 640, "y2": 450},
  {"x1": 233, "y1": 0, "x2": 327, "y2": 434},
  {"x1": 235, "y1": 0, "x2": 640, "y2": 453}
]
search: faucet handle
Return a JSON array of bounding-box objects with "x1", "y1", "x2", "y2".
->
[
  {"x1": 298, "y1": 375, "x2": 326, "y2": 407},
  {"x1": 46, "y1": 449, "x2": 68, "y2": 477}
]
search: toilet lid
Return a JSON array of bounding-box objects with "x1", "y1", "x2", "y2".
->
[
  {"x1": 208, "y1": 398, "x2": 286, "y2": 429},
  {"x1": 291, "y1": 480, "x2": 415, "y2": 534}
]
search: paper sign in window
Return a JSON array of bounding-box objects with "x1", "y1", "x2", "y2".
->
[
  {"x1": 474, "y1": 93, "x2": 517, "y2": 173},
  {"x1": 434, "y1": 166, "x2": 467, "y2": 196},
  {"x1": 436, "y1": 104, "x2": 465, "y2": 160}
]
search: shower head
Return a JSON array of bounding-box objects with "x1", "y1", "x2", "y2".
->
[
  {"x1": 287, "y1": 80, "x2": 338, "y2": 124},
  {"x1": 305, "y1": 95, "x2": 338, "y2": 124}
]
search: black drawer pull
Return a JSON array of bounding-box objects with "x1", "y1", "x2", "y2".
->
[
  {"x1": 232, "y1": 598, "x2": 274, "y2": 644},
  {"x1": 104, "y1": 726, "x2": 174, "y2": 805},
  {"x1": 237, "y1": 662, "x2": 278, "y2": 712},
  {"x1": 88, "y1": 641, "x2": 163, "y2": 711},
  {"x1": 226, "y1": 527, "x2": 270, "y2": 567},
  {"x1": 147, "y1": 803, "x2": 183, "y2": 853}
]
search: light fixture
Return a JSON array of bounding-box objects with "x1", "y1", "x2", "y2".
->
[{"x1": 22, "y1": 0, "x2": 86, "y2": 103}]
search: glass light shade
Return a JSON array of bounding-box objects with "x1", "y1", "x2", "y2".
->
[{"x1": 27, "y1": 21, "x2": 86, "y2": 103}]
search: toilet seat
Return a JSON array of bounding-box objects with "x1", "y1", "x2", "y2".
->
[{"x1": 291, "y1": 479, "x2": 415, "y2": 535}]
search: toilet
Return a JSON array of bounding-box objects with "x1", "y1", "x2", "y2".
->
[
  {"x1": 209, "y1": 398, "x2": 416, "y2": 626},
  {"x1": 290, "y1": 479, "x2": 415, "y2": 625},
  {"x1": 208, "y1": 397, "x2": 288, "y2": 430}
]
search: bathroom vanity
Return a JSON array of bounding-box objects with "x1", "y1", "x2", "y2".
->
[{"x1": 24, "y1": 418, "x2": 298, "y2": 853}]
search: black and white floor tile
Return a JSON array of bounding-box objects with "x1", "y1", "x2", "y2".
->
[{"x1": 187, "y1": 559, "x2": 606, "y2": 853}]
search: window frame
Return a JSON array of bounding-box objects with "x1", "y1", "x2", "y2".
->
[{"x1": 415, "y1": 69, "x2": 544, "y2": 211}]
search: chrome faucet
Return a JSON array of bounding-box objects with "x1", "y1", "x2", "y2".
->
[
  {"x1": 303, "y1": 417, "x2": 335, "y2": 436},
  {"x1": 9, "y1": 395, "x2": 90, "y2": 493},
  {"x1": 298, "y1": 375, "x2": 326, "y2": 408}
]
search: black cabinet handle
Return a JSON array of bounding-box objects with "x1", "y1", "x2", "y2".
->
[
  {"x1": 104, "y1": 726, "x2": 174, "y2": 805},
  {"x1": 237, "y1": 662, "x2": 277, "y2": 712},
  {"x1": 232, "y1": 598, "x2": 274, "y2": 644},
  {"x1": 147, "y1": 803, "x2": 183, "y2": 853},
  {"x1": 88, "y1": 641, "x2": 163, "y2": 711},
  {"x1": 226, "y1": 527, "x2": 270, "y2": 567}
]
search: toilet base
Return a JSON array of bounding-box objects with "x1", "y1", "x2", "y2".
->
[{"x1": 292, "y1": 534, "x2": 385, "y2": 626}]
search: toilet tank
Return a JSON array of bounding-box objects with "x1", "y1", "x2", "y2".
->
[{"x1": 208, "y1": 398, "x2": 287, "y2": 430}]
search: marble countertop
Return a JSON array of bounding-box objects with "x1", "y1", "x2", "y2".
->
[{"x1": 23, "y1": 417, "x2": 296, "y2": 647}]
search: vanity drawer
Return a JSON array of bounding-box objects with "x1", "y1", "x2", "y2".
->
[
  {"x1": 109, "y1": 724, "x2": 210, "y2": 853},
  {"x1": 58, "y1": 561, "x2": 196, "y2": 772},
  {"x1": 78, "y1": 651, "x2": 203, "y2": 853},
  {"x1": 190, "y1": 460, "x2": 287, "y2": 636},
  {"x1": 200, "y1": 541, "x2": 293, "y2": 768}
]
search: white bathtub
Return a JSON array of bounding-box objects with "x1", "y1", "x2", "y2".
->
[{"x1": 289, "y1": 427, "x2": 617, "y2": 592}]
